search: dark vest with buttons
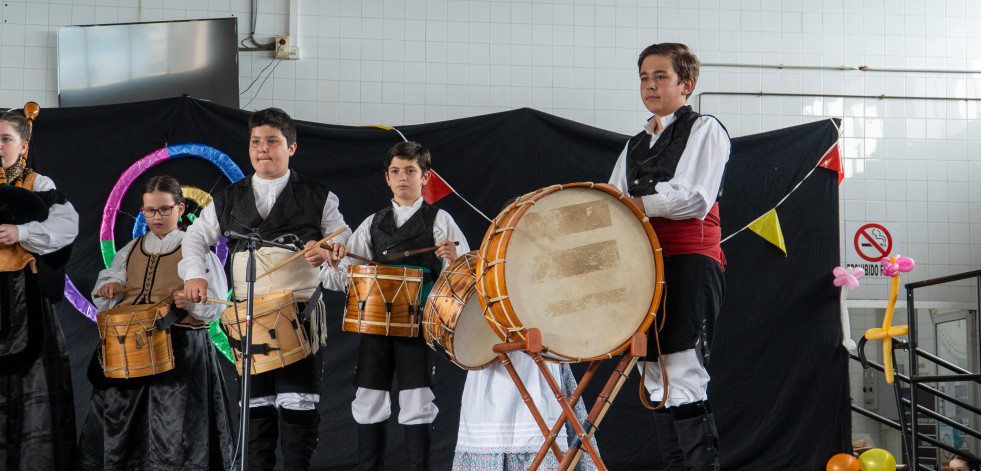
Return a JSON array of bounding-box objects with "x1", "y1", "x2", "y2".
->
[
  {"x1": 213, "y1": 171, "x2": 329, "y2": 254},
  {"x1": 626, "y1": 105, "x2": 724, "y2": 201},
  {"x1": 369, "y1": 203, "x2": 442, "y2": 284}
]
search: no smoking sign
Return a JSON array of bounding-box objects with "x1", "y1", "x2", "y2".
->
[
  {"x1": 846, "y1": 222, "x2": 899, "y2": 277},
  {"x1": 854, "y1": 223, "x2": 892, "y2": 262}
]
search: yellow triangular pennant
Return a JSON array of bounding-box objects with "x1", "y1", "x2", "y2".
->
[{"x1": 747, "y1": 209, "x2": 787, "y2": 256}]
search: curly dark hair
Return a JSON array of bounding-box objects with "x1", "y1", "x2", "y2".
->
[{"x1": 248, "y1": 108, "x2": 297, "y2": 146}]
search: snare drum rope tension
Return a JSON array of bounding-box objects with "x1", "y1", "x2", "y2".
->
[
  {"x1": 349, "y1": 268, "x2": 419, "y2": 336},
  {"x1": 97, "y1": 284, "x2": 186, "y2": 379}
]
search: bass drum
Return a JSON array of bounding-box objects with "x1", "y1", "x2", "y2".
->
[
  {"x1": 477, "y1": 182, "x2": 664, "y2": 362},
  {"x1": 423, "y1": 251, "x2": 499, "y2": 370}
]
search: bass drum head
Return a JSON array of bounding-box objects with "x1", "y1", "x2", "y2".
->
[
  {"x1": 503, "y1": 186, "x2": 656, "y2": 360},
  {"x1": 452, "y1": 295, "x2": 501, "y2": 369}
]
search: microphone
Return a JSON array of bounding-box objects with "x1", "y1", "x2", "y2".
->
[
  {"x1": 222, "y1": 230, "x2": 298, "y2": 251},
  {"x1": 223, "y1": 230, "x2": 260, "y2": 242}
]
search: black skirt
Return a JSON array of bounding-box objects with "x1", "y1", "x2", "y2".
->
[
  {"x1": 0, "y1": 268, "x2": 77, "y2": 471},
  {"x1": 76, "y1": 325, "x2": 235, "y2": 471}
]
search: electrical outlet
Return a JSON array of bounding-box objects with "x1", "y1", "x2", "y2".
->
[{"x1": 275, "y1": 35, "x2": 291, "y2": 59}]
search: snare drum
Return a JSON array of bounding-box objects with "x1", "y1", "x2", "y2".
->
[
  {"x1": 97, "y1": 303, "x2": 175, "y2": 379},
  {"x1": 423, "y1": 252, "x2": 499, "y2": 370},
  {"x1": 221, "y1": 290, "x2": 311, "y2": 375},
  {"x1": 343, "y1": 265, "x2": 424, "y2": 337},
  {"x1": 477, "y1": 182, "x2": 664, "y2": 362}
]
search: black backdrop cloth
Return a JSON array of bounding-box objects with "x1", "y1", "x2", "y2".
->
[{"x1": 23, "y1": 96, "x2": 847, "y2": 470}]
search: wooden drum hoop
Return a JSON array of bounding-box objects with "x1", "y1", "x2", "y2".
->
[
  {"x1": 422, "y1": 251, "x2": 499, "y2": 370},
  {"x1": 476, "y1": 182, "x2": 664, "y2": 362}
]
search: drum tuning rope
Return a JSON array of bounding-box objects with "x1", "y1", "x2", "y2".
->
[{"x1": 638, "y1": 323, "x2": 669, "y2": 411}]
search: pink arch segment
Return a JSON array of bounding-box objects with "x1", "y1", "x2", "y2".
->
[{"x1": 99, "y1": 147, "x2": 170, "y2": 242}]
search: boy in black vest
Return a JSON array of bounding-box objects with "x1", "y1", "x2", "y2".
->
[
  {"x1": 323, "y1": 141, "x2": 470, "y2": 471},
  {"x1": 180, "y1": 108, "x2": 352, "y2": 470},
  {"x1": 607, "y1": 43, "x2": 730, "y2": 470}
]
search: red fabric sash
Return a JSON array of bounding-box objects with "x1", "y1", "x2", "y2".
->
[{"x1": 650, "y1": 202, "x2": 725, "y2": 268}]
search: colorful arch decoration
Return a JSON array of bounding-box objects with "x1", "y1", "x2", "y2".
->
[{"x1": 63, "y1": 143, "x2": 244, "y2": 321}]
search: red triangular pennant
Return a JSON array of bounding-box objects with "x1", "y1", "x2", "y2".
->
[
  {"x1": 422, "y1": 170, "x2": 453, "y2": 204},
  {"x1": 818, "y1": 143, "x2": 844, "y2": 185}
]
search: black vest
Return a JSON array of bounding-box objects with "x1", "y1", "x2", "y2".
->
[
  {"x1": 626, "y1": 105, "x2": 725, "y2": 200},
  {"x1": 369, "y1": 203, "x2": 442, "y2": 283},
  {"x1": 213, "y1": 172, "x2": 329, "y2": 253}
]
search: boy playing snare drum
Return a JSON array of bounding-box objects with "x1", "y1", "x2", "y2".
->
[
  {"x1": 323, "y1": 141, "x2": 469, "y2": 471},
  {"x1": 180, "y1": 108, "x2": 352, "y2": 469}
]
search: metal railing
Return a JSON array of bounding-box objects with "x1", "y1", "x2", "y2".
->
[{"x1": 853, "y1": 268, "x2": 981, "y2": 470}]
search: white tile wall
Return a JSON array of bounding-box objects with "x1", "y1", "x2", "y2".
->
[{"x1": 2, "y1": 0, "x2": 981, "y2": 451}]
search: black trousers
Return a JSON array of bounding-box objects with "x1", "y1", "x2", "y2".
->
[{"x1": 649, "y1": 253, "x2": 725, "y2": 358}]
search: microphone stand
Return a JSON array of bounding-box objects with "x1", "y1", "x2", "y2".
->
[{"x1": 225, "y1": 231, "x2": 297, "y2": 471}]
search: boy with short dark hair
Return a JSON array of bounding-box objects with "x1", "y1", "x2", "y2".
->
[
  {"x1": 608, "y1": 43, "x2": 730, "y2": 470},
  {"x1": 324, "y1": 141, "x2": 470, "y2": 471},
  {"x1": 180, "y1": 107, "x2": 352, "y2": 469}
]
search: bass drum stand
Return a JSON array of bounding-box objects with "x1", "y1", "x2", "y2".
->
[{"x1": 492, "y1": 328, "x2": 648, "y2": 471}]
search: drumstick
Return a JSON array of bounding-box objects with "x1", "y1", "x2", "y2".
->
[
  {"x1": 256, "y1": 228, "x2": 348, "y2": 280},
  {"x1": 95, "y1": 285, "x2": 185, "y2": 299},
  {"x1": 93, "y1": 286, "x2": 140, "y2": 298},
  {"x1": 97, "y1": 284, "x2": 226, "y2": 307},
  {"x1": 94, "y1": 267, "x2": 212, "y2": 297},
  {"x1": 318, "y1": 242, "x2": 381, "y2": 266},
  {"x1": 173, "y1": 292, "x2": 234, "y2": 306},
  {"x1": 382, "y1": 241, "x2": 459, "y2": 261}
]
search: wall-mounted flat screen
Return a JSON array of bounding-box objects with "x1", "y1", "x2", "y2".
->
[{"x1": 58, "y1": 17, "x2": 239, "y2": 108}]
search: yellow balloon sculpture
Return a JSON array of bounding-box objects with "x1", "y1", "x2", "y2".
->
[{"x1": 863, "y1": 255, "x2": 914, "y2": 384}]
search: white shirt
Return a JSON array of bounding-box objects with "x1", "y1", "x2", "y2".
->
[
  {"x1": 179, "y1": 170, "x2": 352, "y2": 282},
  {"x1": 608, "y1": 111, "x2": 730, "y2": 221},
  {"x1": 93, "y1": 230, "x2": 227, "y2": 322},
  {"x1": 251, "y1": 171, "x2": 288, "y2": 219},
  {"x1": 15, "y1": 174, "x2": 79, "y2": 254},
  {"x1": 320, "y1": 196, "x2": 471, "y2": 291}
]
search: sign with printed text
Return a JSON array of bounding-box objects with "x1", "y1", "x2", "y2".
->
[{"x1": 845, "y1": 222, "x2": 898, "y2": 277}]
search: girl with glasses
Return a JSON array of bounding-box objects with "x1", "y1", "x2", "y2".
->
[{"x1": 76, "y1": 175, "x2": 234, "y2": 470}]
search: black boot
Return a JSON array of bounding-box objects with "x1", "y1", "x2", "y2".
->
[
  {"x1": 403, "y1": 424, "x2": 432, "y2": 471},
  {"x1": 358, "y1": 422, "x2": 387, "y2": 471},
  {"x1": 671, "y1": 401, "x2": 720, "y2": 471},
  {"x1": 246, "y1": 406, "x2": 279, "y2": 471},
  {"x1": 280, "y1": 408, "x2": 320, "y2": 471},
  {"x1": 654, "y1": 408, "x2": 685, "y2": 470}
]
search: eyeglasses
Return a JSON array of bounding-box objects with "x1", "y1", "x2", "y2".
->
[{"x1": 140, "y1": 204, "x2": 178, "y2": 217}]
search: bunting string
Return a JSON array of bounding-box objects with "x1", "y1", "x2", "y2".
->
[
  {"x1": 720, "y1": 119, "x2": 842, "y2": 255},
  {"x1": 366, "y1": 124, "x2": 493, "y2": 222},
  {"x1": 720, "y1": 164, "x2": 818, "y2": 245}
]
